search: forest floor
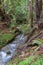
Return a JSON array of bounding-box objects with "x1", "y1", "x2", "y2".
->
[
  {"x1": 6, "y1": 34, "x2": 43, "y2": 65},
  {"x1": 6, "y1": 25, "x2": 43, "y2": 65},
  {"x1": 0, "y1": 24, "x2": 43, "y2": 65}
]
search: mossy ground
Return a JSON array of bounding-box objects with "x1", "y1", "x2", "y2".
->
[{"x1": 0, "y1": 33, "x2": 14, "y2": 48}]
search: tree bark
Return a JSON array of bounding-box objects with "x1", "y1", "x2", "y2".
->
[
  {"x1": 35, "y1": 0, "x2": 42, "y2": 28},
  {"x1": 29, "y1": 0, "x2": 33, "y2": 28}
]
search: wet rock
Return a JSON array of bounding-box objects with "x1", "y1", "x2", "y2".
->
[{"x1": 0, "y1": 51, "x2": 12, "y2": 63}]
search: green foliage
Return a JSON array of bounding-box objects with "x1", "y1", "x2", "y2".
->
[
  {"x1": 31, "y1": 56, "x2": 43, "y2": 65},
  {"x1": 0, "y1": 0, "x2": 30, "y2": 27},
  {"x1": 3, "y1": 0, "x2": 29, "y2": 14},
  {"x1": 0, "y1": 33, "x2": 14, "y2": 48},
  {"x1": 16, "y1": 13, "x2": 28, "y2": 24},
  {"x1": 18, "y1": 55, "x2": 43, "y2": 65},
  {"x1": 19, "y1": 24, "x2": 31, "y2": 34},
  {"x1": 6, "y1": 55, "x2": 43, "y2": 65},
  {"x1": 32, "y1": 39, "x2": 42, "y2": 45},
  {"x1": 18, "y1": 56, "x2": 34, "y2": 65}
]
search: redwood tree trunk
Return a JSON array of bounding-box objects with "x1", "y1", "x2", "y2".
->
[{"x1": 35, "y1": 0, "x2": 42, "y2": 28}]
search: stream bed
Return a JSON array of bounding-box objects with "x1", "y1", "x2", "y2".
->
[{"x1": 0, "y1": 34, "x2": 27, "y2": 65}]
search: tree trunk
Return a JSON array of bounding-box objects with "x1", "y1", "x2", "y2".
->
[
  {"x1": 35, "y1": 0, "x2": 42, "y2": 28},
  {"x1": 29, "y1": 0, "x2": 33, "y2": 28}
]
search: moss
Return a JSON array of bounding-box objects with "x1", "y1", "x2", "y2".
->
[{"x1": 0, "y1": 33, "x2": 14, "y2": 48}]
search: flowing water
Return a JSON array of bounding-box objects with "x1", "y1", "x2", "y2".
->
[{"x1": 0, "y1": 34, "x2": 27, "y2": 65}]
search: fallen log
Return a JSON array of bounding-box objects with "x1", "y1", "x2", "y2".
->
[
  {"x1": 25, "y1": 27, "x2": 37, "y2": 42},
  {"x1": 18, "y1": 31, "x2": 43, "y2": 50},
  {"x1": 27, "y1": 31, "x2": 43, "y2": 43}
]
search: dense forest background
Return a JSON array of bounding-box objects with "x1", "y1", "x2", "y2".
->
[
  {"x1": 0, "y1": 0, "x2": 43, "y2": 65},
  {"x1": 0, "y1": 0, "x2": 43, "y2": 28}
]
